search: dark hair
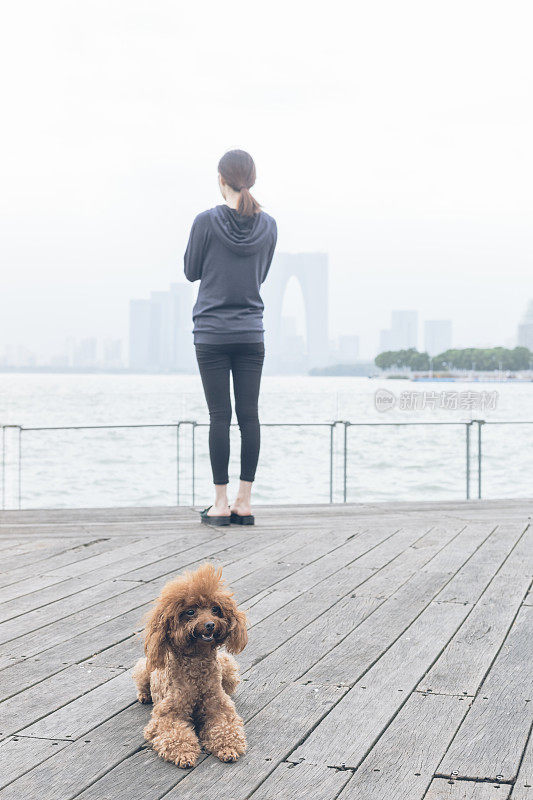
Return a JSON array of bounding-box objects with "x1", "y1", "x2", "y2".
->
[{"x1": 218, "y1": 149, "x2": 261, "y2": 217}]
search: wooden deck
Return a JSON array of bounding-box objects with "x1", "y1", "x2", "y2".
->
[{"x1": 0, "y1": 499, "x2": 532, "y2": 800}]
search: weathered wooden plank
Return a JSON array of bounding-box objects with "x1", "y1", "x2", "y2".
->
[
  {"x1": 72, "y1": 747, "x2": 188, "y2": 800},
  {"x1": 438, "y1": 606, "x2": 533, "y2": 782},
  {"x1": 238, "y1": 594, "x2": 382, "y2": 721},
  {"x1": 0, "y1": 537, "x2": 131, "y2": 588},
  {"x1": 0, "y1": 538, "x2": 97, "y2": 573},
  {"x1": 82, "y1": 634, "x2": 141, "y2": 670},
  {"x1": 0, "y1": 573, "x2": 79, "y2": 607},
  {"x1": 289, "y1": 599, "x2": 472, "y2": 768},
  {"x1": 0, "y1": 664, "x2": 124, "y2": 740},
  {"x1": 0, "y1": 579, "x2": 147, "y2": 645},
  {"x1": 0, "y1": 704, "x2": 148, "y2": 800},
  {"x1": 510, "y1": 726, "x2": 533, "y2": 799},
  {"x1": 0, "y1": 654, "x2": 80, "y2": 701},
  {"x1": 121, "y1": 522, "x2": 347, "y2": 584},
  {"x1": 243, "y1": 532, "x2": 395, "y2": 638},
  {"x1": 240, "y1": 524, "x2": 441, "y2": 674},
  {"x1": 304, "y1": 522, "x2": 494, "y2": 686},
  {"x1": 237, "y1": 551, "x2": 471, "y2": 723},
  {"x1": 35, "y1": 534, "x2": 180, "y2": 581},
  {"x1": 0, "y1": 736, "x2": 69, "y2": 791},
  {"x1": 17, "y1": 669, "x2": 135, "y2": 740},
  {"x1": 418, "y1": 599, "x2": 523, "y2": 697},
  {"x1": 425, "y1": 779, "x2": 511, "y2": 799},
  {"x1": 335, "y1": 693, "x2": 471, "y2": 800},
  {"x1": 248, "y1": 762, "x2": 352, "y2": 800},
  {"x1": 1, "y1": 606, "x2": 147, "y2": 677},
  {"x1": 435, "y1": 523, "x2": 528, "y2": 604},
  {"x1": 419, "y1": 526, "x2": 533, "y2": 696}
]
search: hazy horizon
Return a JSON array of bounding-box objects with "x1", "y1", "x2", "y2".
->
[{"x1": 1, "y1": 1, "x2": 532, "y2": 361}]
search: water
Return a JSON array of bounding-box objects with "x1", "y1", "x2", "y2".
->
[{"x1": 1, "y1": 373, "x2": 532, "y2": 508}]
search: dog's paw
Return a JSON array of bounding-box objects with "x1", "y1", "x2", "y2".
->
[
  {"x1": 174, "y1": 751, "x2": 197, "y2": 769},
  {"x1": 215, "y1": 746, "x2": 242, "y2": 763},
  {"x1": 137, "y1": 691, "x2": 152, "y2": 704}
]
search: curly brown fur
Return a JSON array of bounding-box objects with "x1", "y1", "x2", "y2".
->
[{"x1": 133, "y1": 563, "x2": 248, "y2": 768}]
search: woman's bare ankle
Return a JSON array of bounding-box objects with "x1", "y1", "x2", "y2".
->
[
  {"x1": 208, "y1": 502, "x2": 230, "y2": 516},
  {"x1": 208, "y1": 486, "x2": 230, "y2": 516},
  {"x1": 231, "y1": 496, "x2": 252, "y2": 515}
]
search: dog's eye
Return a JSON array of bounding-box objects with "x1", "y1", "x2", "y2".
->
[
  {"x1": 185, "y1": 608, "x2": 195, "y2": 617},
  {"x1": 212, "y1": 605, "x2": 221, "y2": 615}
]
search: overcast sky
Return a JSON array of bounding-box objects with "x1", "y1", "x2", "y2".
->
[{"x1": 1, "y1": 0, "x2": 531, "y2": 359}]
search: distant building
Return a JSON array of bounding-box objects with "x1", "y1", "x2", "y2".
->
[
  {"x1": 1, "y1": 345, "x2": 37, "y2": 367},
  {"x1": 517, "y1": 300, "x2": 533, "y2": 351},
  {"x1": 129, "y1": 299, "x2": 151, "y2": 370},
  {"x1": 278, "y1": 317, "x2": 307, "y2": 373},
  {"x1": 379, "y1": 329, "x2": 393, "y2": 352},
  {"x1": 72, "y1": 338, "x2": 97, "y2": 368},
  {"x1": 379, "y1": 310, "x2": 418, "y2": 352},
  {"x1": 424, "y1": 320, "x2": 452, "y2": 356},
  {"x1": 129, "y1": 283, "x2": 194, "y2": 371},
  {"x1": 262, "y1": 253, "x2": 329, "y2": 373},
  {"x1": 170, "y1": 283, "x2": 195, "y2": 371},
  {"x1": 102, "y1": 339, "x2": 123, "y2": 369}
]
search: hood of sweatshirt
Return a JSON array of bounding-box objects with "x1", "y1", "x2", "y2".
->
[{"x1": 209, "y1": 205, "x2": 274, "y2": 256}]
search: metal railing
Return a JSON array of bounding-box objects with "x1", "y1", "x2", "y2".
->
[{"x1": 1, "y1": 419, "x2": 532, "y2": 509}]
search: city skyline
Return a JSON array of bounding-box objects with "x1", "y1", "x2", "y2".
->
[{"x1": 3, "y1": 251, "x2": 531, "y2": 372}]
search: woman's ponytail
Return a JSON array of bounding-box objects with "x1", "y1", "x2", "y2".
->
[
  {"x1": 238, "y1": 185, "x2": 261, "y2": 217},
  {"x1": 218, "y1": 149, "x2": 261, "y2": 217}
]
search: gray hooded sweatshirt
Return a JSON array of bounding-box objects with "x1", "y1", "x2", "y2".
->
[{"x1": 184, "y1": 205, "x2": 277, "y2": 344}]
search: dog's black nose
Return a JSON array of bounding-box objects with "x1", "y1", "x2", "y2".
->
[{"x1": 204, "y1": 621, "x2": 215, "y2": 633}]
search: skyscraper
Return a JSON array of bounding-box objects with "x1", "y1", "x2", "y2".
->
[
  {"x1": 129, "y1": 284, "x2": 194, "y2": 371},
  {"x1": 262, "y1": 252, "x2": 329, "y2": 373},
  {"x1": 170, "y1": 283, "x2": 195, "y2": 371},
  {"x1": 517, "y1": 300, "x2": 533, "y2": 351},
  {"x1": 390, "y1": 310, "x2": 418, "y2": 349},
  {"x1": 424, "y1": 320, "x2": 452, "y2": 356},
  {"x1": 379, "y1": 310, "x2": 418, "y2": 352},
  {"x1": 129, "y1": 299, "x2": 151, "y2": 370}
]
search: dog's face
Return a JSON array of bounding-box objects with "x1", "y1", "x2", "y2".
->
[
  {"x1": 144, "y1": 563, "x2": 248, "y2": 670},
  {"x1": 179, "y1": 600, "x2": 227, "y2": 645}
]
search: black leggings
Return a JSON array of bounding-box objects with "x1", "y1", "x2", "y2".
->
[{"x1": 195, "y1": 342, "x2": 265, "y2": 485}]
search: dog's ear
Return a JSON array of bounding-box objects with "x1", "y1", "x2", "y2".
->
[
  {"x1": 225, "y1": 607, "x2": 248, "y2": 654},
  {"x1": 144, "y1": 601, "x2": 172, "y2": 670}
]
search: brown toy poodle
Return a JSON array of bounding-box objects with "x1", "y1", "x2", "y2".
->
[{"x1": 133, "y1": 563, "x2": 248, "y2": 768}]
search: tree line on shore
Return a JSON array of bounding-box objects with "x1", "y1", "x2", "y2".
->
[{"x1": 374, "y1": 346, "x2": 533, "y2": 372}]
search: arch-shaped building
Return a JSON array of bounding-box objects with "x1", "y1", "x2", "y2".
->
[{"x1": 262, "y1": 252, "x2": 329, "y2": 373}]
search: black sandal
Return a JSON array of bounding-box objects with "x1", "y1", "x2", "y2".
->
[
  {"x1": 200, "y1": 507, "x2": 231, "y2": 527},
  {"x1": 230, "y1": 511, "x2": 255, "y2": 526}
]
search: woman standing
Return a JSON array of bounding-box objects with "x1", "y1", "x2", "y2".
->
[{"x1": 184, "y1": 150, "x2": 277, "y2": 526}]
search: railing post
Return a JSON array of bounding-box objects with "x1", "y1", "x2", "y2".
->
[
  {"x1": 1, "y1": 426, "x2": 5, "y2": 511},
  {"x1": 191, "y1": 422, "x2": 196, "y2": 507},
  {"x1": 477, "y1": 419, "x2": 484, "y2": 500},
  {"x1": 343, "y1": 421, "x2": 349, "y2": 503},
  {"x1": 465, "y1": 422, "x2": 471, "y2": 500},
  {"x1": 18, "y1": 426, "x2": 22, "y2": 510},
  {"x1": 176, "y1": 423, "x2": 180, "y2": 506},
  {"x1": 329, "y1": 423, "x2": 333, "y2": 504}
]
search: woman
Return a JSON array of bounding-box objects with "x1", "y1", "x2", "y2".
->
[{"x1": 184, "y1": 149, "x2": 277, "y2": 526}]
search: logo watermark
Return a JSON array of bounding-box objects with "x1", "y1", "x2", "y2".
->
[{"x1": 374, "y1": 389, "x2": 499, "y2": 413}]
